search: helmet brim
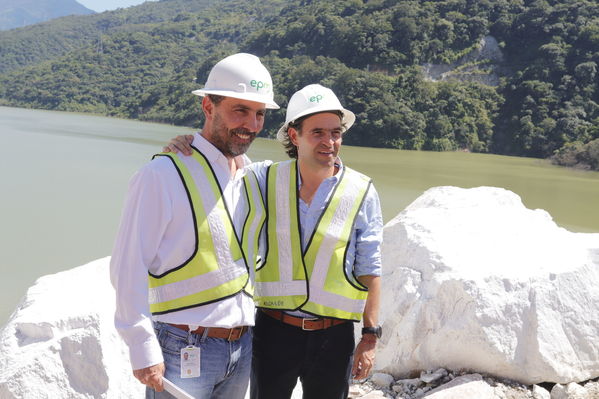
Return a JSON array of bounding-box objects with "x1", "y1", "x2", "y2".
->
[
  {"x1": 276, "y1": 108, "x2": 355, "y2": 141},
  {"x1": 192, "y1": 89, "x2": 280, "y2": 109}
]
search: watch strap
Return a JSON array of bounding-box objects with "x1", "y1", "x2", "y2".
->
[{"x1": 361, "y1": 326, "x2": 382, "y2": 338}]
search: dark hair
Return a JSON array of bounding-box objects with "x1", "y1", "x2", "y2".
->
[
  {"x1": 207, "y1": 94, "x2": 225, "y2": 105},
  {"x1": 282, "y1": 110, "x2": 345, "y2": 159}
]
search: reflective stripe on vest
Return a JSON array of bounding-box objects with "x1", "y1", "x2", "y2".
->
[
  {"x1": 148, "y1": 149, "x2": 265, "y2": 315},
  {"x1": 240, "y1": 166, "x2": 265, "y2": 296},
  {"x1": 256, "y1": 160, "x2": 370, "y2": 321}
]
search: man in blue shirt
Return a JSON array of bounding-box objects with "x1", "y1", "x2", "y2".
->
[
  {"x1": 249, "y1": 84, "x2": 382, "y2": 399},
  {"x1": 165, "y1": 84, "x2": 382, "y2": 399}
]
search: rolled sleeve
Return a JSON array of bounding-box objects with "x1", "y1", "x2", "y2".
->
[{"x1": 352, "y1": 184, "x2": 383, "y2": 277}]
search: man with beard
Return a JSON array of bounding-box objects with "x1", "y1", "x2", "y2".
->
[{"x1": 110, "y1": 53, "x2": 279, "y2": 399}]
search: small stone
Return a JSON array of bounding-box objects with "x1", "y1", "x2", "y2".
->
[
  {"x1": 349, "y1": 383, "x2": 367, "y2": 398},
  {"x1": 549, "y1": 382, "x2": 587, "y2": 399},
  {"x1": 532, "y1": 384, "x2": 550, "y2": 399},
  {"x1": 422, "y1": 374, "x2": 494, "y2": 399},
  {"x1": 433, "y1": 368, "x2": 448, "y2": 377},
  {"x1": 371, "y1": 373, "x2": 395, "y2": 389},
  {"x1": 584, "y1": 381, "x2": 599, "y2": 398},
  {"x1": 565, "y1": 382, "x2": 586, "y2": 397},
  {"x1": 392, "y1": 385, "x2": 403, "y2": 393},
  {"x1": 360, "y1": 389, "x2": 387, "y2": 399},
  {"x1": 551, "y1": 384, "x2": 567, "y2": 399},
  {"x1": 397, "y1": 378, "x2": 422, "y2": 389},
  {"x1": 420, "y1": 370, "x2": 446, "y2": 384}
]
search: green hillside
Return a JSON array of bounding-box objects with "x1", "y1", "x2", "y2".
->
[
  {"x1": 0, "y1": 0, "x2": 217, "y2": 74},
  {"x1": 0, "y1": 0, "x2": 597, "y2": 170},
  {"x1": 0, "y1": 0, "x2": 94, "y2": 31}
]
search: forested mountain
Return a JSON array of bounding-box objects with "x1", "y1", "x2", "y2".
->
[
  {"x1": 0, "y1": 0, "x2": 597, "y2": 170},
  {"x1": 0, "y1": 0, "x2": 94, "y2": 31}
]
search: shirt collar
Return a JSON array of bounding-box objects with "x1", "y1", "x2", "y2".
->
[{"x1": 297, "y1": 157, "x2": 344, "y2": 188}]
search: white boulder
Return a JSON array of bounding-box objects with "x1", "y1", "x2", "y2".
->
[
  {"x1": 0, "y1": 257, "x2": 143, "y2": 398},
  {"x1": 2, "y1": 186, "x2": 599, "y2": 397},
  {"x1": 376, "y1": 186, "x2": 599, "y2": 385}
]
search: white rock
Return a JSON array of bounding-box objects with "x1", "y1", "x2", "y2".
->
[
  {"x1": 376, "y1": 186, "x2": 599, "y2": 384},
  {"x1": 420, "y1": 369, "x2": 446, "y2": 384},
  {"x1": 397, "y1": 378, "x2": 422, "y2": 388},
  {"x1": 0, "y1": 258, "x2": 143, "y2": 398},
  {"x1": 583, "y1": 381, "x2": 599, "y2": 398},
  {"x1": 423, "y1": 374, "x2": 494, "y2": 398},
  {"x1": 371, "y1": 372, "x2": 395, "y2": 389},
  {"x1": 551, "y1": 383, "x2": 566, "y2": 399},
  {"x1": 552, "y1": 382, "x2": 587, "y2": 399},
  {"x1": 349, "y1": 383, "x2": 368, "y2": 398},
  {"x1": 533, "y1": 384, "x2": 551, "y2": 399},
  {"x1": 360, "y1": 390, "x2": 387, "y2": 399}
]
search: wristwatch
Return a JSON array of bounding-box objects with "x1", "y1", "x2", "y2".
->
[{"x1": 361, "y1": 325, "x2": 382, "y2": 338}]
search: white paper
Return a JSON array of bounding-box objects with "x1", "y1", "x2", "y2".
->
[{"x1": 162, "y1": 377, "x2": 195, "y2": 399}]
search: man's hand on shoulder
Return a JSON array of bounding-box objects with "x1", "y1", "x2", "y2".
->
[
  {"x1": 133, "y1": 362, "x2": 166, "y2": 392},
  {"x1": 162, "y1": 134, "x2": 194, "y2": 156}
]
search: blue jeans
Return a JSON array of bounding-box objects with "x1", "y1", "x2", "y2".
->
[{"x1": 146, "y1": 321, "x2": 252, "y2": 399}]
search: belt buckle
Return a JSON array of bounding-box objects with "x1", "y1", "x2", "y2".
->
[
  {"x1": 227, "y1": 327, "x2": 243, "y2": 341},
  {"x1": 227, "y1": 328, "x2": 237, "y2": 341},
  {"x1": 301, "y1": 317, "x2": 320, "y2": 331}
]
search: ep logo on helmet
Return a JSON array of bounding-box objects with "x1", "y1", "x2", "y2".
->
[
  {"x1": 309, "y1": 94, "x2": 324, "y2": 103},
  {"x1": 251, "y1": 80, "x2": 271, "y2": 91}
]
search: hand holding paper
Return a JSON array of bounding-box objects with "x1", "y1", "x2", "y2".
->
[{"x1": 162, "y1": 377, "x2": 194, "y2": 399}]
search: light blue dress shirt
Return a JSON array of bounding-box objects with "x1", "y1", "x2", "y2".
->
[{"x1": 249, "y1": 159, "x2": 383, "y2": 281}]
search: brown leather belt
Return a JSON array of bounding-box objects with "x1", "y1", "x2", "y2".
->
[
  {"x1": 168, "y1": 324, "x2": 249, "y2": 341},
  {"x1": 261, "y1": 309, "x2": 348, "y2": 331}
]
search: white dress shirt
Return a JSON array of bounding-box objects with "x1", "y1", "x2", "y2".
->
[{"x1": 110, "y1": 133, "x2": 256, "y2": 370}]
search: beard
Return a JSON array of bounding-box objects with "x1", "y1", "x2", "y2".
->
[{"x1": 209, "y1": 113, "x2": 257, "y2": 158}]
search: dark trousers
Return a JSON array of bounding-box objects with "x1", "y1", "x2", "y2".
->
[{"x1": 250, "y1": 310, "x2": 355, "y2": 399}]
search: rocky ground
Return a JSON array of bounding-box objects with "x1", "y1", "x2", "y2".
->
[{"x1": 349, "y1": 369, "x2": 599, "y2": 399}]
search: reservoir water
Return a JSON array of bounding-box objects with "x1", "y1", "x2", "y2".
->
[{"x1": 1, "y1": 106, "x2": 598, "y2": 326}]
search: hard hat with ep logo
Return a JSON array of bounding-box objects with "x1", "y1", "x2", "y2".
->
[
  {"x1": 276, "y1": 84, "x2": 355, "y2": 141},
  {"x1": 192, "y1": 53, "x2": 279, "y2": 109}
]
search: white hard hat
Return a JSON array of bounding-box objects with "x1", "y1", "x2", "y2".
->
[
  {"x1": 276, "y1": 84, "x2": 355, "y2": 141},
  {"x1": 192, "y1": 53, "x2": 279, "y2": 109}
]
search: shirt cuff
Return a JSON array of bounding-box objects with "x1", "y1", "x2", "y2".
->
[{"x1": 128, "y1": 337, "x2": 164, "y2": 371}]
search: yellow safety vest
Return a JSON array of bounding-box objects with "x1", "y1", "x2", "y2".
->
[
  {"x1": 256, "y1": 159, "x2": 371, "y2": 321},
  {"x1": 147, "y1": 149, "x2": 265, "y2": 315}
]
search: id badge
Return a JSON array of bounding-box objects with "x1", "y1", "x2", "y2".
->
[{"x1": 180, "y1": 345, "x2": 200, "y2": 378}]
